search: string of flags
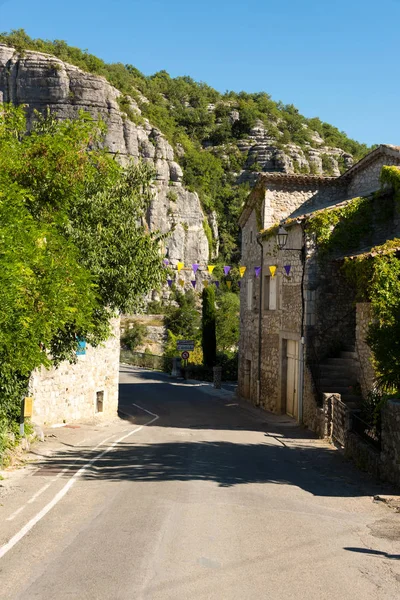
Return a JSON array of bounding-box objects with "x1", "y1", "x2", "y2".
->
[{"x1": 164, "y1": 260, "x2": 293, "y2": 289}]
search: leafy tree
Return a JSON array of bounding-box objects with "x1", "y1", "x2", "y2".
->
[
  {"x1": 202, "y1": 287, "x2": 217, "y2": 367},
  {"x1": 0, "y1": 104, "x2": 165, "y2": 444},
  {"x1": 216, "y1": 292, "x2": 240, "y2": 353},
  {"x1": 164, "y1": 289, "x2": 200, "y2": 341},
  {"x1": 122, "y1": 322, "x2": 147, "y2": 351}
]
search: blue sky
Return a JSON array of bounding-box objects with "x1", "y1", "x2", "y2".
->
[{"x1": 0, "y1": 0, "x2": 398, "y2": 146}]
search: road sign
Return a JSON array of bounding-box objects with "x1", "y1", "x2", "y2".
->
[
  {"x1": 177, "y1": 340, "x2": 195, "y2": 351},
  {"x1": 181, "y1": 351, "x2": 190, "y2": 360}
]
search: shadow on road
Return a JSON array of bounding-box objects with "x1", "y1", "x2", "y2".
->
[{"x1": 32, "y1": 437, "x2": 386, "y2": 498}]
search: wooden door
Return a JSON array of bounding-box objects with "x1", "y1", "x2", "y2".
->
[{"x1": 286, "y1": 340, "x2": 299, "y2": 418}]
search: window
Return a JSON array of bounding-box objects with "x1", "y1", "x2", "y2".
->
[
  {"x1": 264, "y1": 275, "x2": 278, "y2": 311},
  {"x1": 247, "y1": 278, "x2": 253, "y2": 310},
  {"x1": 96, "y1": 391, "x2": 104, "y2": 413}
]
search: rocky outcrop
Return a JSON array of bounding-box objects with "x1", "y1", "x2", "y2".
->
[
  {"x1": 0, "y1": 44, "x2": 211, "y2": 271},
  {"x1": 230, "y1": 118, "x2": 353, "y2": 180}
]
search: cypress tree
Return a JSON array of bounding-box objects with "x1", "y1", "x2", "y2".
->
[{"x1": 202, "y1": 286, "x2": 217, "y2": 367}]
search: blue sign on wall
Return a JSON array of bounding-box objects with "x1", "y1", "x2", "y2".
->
[{"x1": 76, "y1": 339, "x2": 87, "y2": 356}]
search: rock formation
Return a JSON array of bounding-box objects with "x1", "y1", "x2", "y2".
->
[{"x1": 0, "y1": 45, "x2": 210, "y2": 279}]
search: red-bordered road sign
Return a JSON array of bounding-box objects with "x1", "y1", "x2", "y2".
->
[{"x1": 181, "y1": 351, "x2": 190, "y2": 360}]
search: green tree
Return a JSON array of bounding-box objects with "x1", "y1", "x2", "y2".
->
[
  {"x1": 216, "y1": 292, "x2": 240, "y2": 353},
  {"x1": 202, "y1": 287, "x2": 217, "y2": 367},
  {"x1": 164, "y1": 289, "x2": 200, "y2": 341},
  {"x1": 0, "y1": 105, "x2": 165, "y2": 447}
]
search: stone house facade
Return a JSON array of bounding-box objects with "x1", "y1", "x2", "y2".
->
[
  {"x1": 238, "y1": 145, "x2": 400, "y2": 431},
  {"x1": 29, "y1": 318, "x2": 120, "y2": 424}
]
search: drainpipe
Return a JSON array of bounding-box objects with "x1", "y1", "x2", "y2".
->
[
  {"x1": 256, "y1": 234, "x2": 264, "y2": 406},
  {"x1": 298, "y1": 227, "x2": 306, "y2": 423}
]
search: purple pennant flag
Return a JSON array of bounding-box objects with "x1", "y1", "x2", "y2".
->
[
  {"x1": 167, "y1": 279, "x2": 172, "y2": 287},
  {"x1": 163, "y1": 259, "x2": 169, "y2": 267},
  {"x1": 192, "y1": 263, "x2": 199, "y2": 273},
  {"x1": 255, "y1": 266, "x2": 261, "y2": 278},
  {"x1": 223, "y1": 266, "x2": 231, "y2": 276},
  {"x1": 238, "y1": 281, "x2": 241, "y2": 289},
  {"x1": 284, "y1": 265, "x2": 291, "y2": 276},
  {"x1": 191, "y1": 280, "x2": 196, "y2": 288},
  {"x1": 213, "y1": 280, "x2": 220, "y2": 288}
]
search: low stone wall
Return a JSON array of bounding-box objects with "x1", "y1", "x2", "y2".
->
[
  {"x1": 322, "y1": 394, "x2": 400, "y2": 487},
  {"x1": 381, "y1": 400, "x2": 400, "y2": 487},
  {"x1": 30, "y1": 318, "x2": 120, "y2": 424}
]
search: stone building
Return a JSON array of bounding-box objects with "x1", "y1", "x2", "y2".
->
[
  {"x1": 238, "y1": 144, "x2": 400, "y2": 431},
  {"x1": 29, "y1": 318, "x2": 120, "y2": 425}
]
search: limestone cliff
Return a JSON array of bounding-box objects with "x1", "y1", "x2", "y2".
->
[{"x1": 0, "y1": 44, "x2": 210, "y2": 277}]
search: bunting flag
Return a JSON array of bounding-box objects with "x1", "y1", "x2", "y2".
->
[
  {"x1": 179, "y1": 279, "x2": 185, "y2": 287},
  {"x1": 177, "y1": 262, "x2": 184, "y2": 273},
  {"x1": 284, "y1": 265, "x2": 291, "y2": 276},
  {"x1": 203, "y1": 280, "x2": 209, "y2": 288},
  {"x1": 208, "y1": 265, "x2": 216, "y2": 274},
  {"x1": 269, "y1": 265, "x2": 277, "y2": 277},
  {"x1": 163, "y1": 259, "x2": 169, "y2": 266},
  {"x1": 167, "y1": 279, "x2": 172, "y2": 287},
  {"x1": 226, "y1": 281, "x2": 232, "y2": 289},
  {"x1": 239, "y1": 266, "x2": 246, "y2": 278},
  {"x1": 223, "y1": 266, "x2": 231, "y2": 276},
  {"x1": 238, "y1": 281, "x2": 241, "y2": 288},
  {"x1": 255, "y1": 266, "x2": 261, "y2": 278},
  {"x1": 192, "y1": 263, "x2": 199, "y2": 273},
  {"x1": 213, "y1": 281, "x2": 220, "y2": 288},
  {"x1": 191, "y1": 280, "x2": 196, "y2": 288}
]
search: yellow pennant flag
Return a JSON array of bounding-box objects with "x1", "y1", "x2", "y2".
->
[
  {"x1": 203, "y1": 280, "x2": 209, "y2": 288},
  {"x1": 179, "y1": 279, "x2": 185, "y2": 287},
  {"x1": 226, "y1": 281, "x2": 232, "y2": 289},
  {"x1": 269, "y1": 265, "x2": 277, "y2": 278},
  {"x1": 208, "y1": 265, "x2": 216, "y2": 275},
  {"x1": 177, "y1": 262, "x2": 184, "y2": 273},
  {"x1": 239, "y1": 266, "x2": 246, "y2": 278}
]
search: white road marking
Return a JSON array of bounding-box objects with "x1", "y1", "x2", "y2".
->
[
  {"x1": 5, "y1": 433, "x2": 117, "y2": 522},
  {"x1": 0, "y1": 407, "x2": 158, "y2": 559}
]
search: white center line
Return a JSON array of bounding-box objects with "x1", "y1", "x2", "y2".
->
[{"x1": 0, "y1": 406, "x2": 158, "y2": 559}]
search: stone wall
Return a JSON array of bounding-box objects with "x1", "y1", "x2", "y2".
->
[
  {"x1": 355, "y1": 303, "x2": 375, "y2": 400},
  {"x1": 121, "y1": 314, "x2": 166, "y2": 355},
  {"x1": 30, "y1": 318, "x2": 120, "y2": 424},
  {"x1": 380, "y1": 400, "x2": 400, "y2": 487},
  {"x1": 346, "y1": 153, "x2": 400, "y2": 198}
]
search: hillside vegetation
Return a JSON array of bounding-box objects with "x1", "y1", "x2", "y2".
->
[{"x1": 0, "y1": 29, "x2": 371, "y2": 263}]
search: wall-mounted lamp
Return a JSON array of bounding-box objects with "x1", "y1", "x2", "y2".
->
[{"x1": 276, "y1": 226, "x2": 288, "y2": 250}]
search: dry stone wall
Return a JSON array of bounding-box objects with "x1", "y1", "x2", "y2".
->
[{"x1": 29, "y1": 318, "x2": 120, "y2": 425}]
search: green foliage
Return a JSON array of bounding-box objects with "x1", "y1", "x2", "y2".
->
[
  {"x1": 343, "y1": 242, "x2": 400, "y2": 395},
  {"x1": 321, "y1": 154, "x2": 334, "y2": 176},
  {"x1": 202, "y1": 287, "x2": 217, "y2": 367},
  {"x1": 306, "y1": 196, "x2": 380, "y2": 260},
  {"x1": 116, "y1": 95, "x2": 144, "y2": 125},
  {"x1": 121, "y1": 322, "x2": 147, "y2": 351},
  {"x1": 216, "y1": 292, "x2": 240, "y2": 353},
  {"x1": 164, "y1": 289, "x2": 200, "y2": 341},
  {"x1": 0, "y1": 29, "x2": 371, "y2": 265},
  {"x1": 0, "y1": 105, "x2": 164, "y2": 448}
]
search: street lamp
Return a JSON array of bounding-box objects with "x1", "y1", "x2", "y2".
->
[{"x1": 276, "y1": 226, "x2": 288, "y2": 250}]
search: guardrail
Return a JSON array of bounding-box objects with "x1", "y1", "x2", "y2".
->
[
  {"x1": 120, "y1": 350, "x2": 172, "y2": 373},
  {"x1": 351, "y1": 411, "x2": 381, "y2": 451}
]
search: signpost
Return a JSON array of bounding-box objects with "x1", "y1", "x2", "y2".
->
[
  {"x1": 177, "y1": 340, "x2": 195, "y2": 352},
  {"x1": 181, "y1": 351, "x2": 189, "y2": 361}
]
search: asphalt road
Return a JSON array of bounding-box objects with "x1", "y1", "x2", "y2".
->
[{"x1": 1, "y1": 366, "x2": 400, "y2": 599}]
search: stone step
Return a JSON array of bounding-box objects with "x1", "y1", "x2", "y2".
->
[
  {"x1": 323, "y1": 357, "x2": 359, "y2": 367},
  {"x1": 340, "y1": 351, "x2": 358, "y2": 360},
  {"x1": 320, "y1": 378, "x2": 355, "y2": 388}
]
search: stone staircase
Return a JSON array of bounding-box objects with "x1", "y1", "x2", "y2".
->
[{"x1": 318, "y1": 346, "x2": 362, "y2": 409}]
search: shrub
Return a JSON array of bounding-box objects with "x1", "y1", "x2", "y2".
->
[{"x1": 121, "y1": 322, "x2": 147, "y2": 350}]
